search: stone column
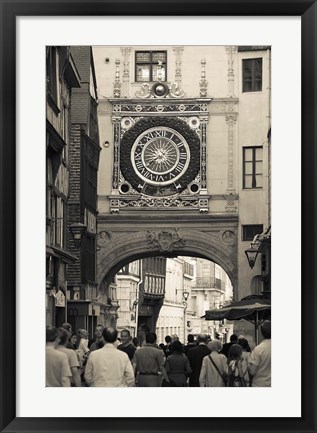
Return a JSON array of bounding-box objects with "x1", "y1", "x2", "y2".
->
[
  {"x1": 120, "y1": 47, "x2": 132, "y2": 98},
  {"x1": 173, "y1": 46, "x2": 183, "y2": 86},
  {"x1": 225, "y1": 46, "x2": 237, "y2": 98},
  {"x1": 199, "y1": 59, "x2": 208, "y2": 97},
  {"x1": 225, "y1": 113, "x2": 237, "y2": 192},
  {"x1": 113, "y1": 59, "x2": 121, "y2": 98},
  {"x1": 199, "y1": 117, "x2": 208, "y2": 191},
  {"x1": 111, "y1": 115, "x2": 121, "y2": 193}
]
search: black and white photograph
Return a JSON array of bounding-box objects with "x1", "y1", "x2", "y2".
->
[
  {"x1": 1, "y1": 7, "x2": 316, "y2": 433},
  {"x1": 46, "y1": 45, "x2": 271, "y2": 388}
]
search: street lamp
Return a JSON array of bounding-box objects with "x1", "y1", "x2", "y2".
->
[
  {"x1": 245, "y1": 234, "x2": 261, "y2": 269},
  {"x1": 183, "y1": 290, "x2": 189, "y2": 302},
  {"x1": 182, "y1": 290, "x2": 189, "y2": 343},
  {"x1": 69, "y1": 222, "x2": 87, "y2": 248},
  {"x1": 245, "y1": 245, "x2": 260, "y2": 269}
]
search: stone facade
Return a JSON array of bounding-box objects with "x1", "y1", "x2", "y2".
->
[
  {"x1": 93, "y1": 45, "x2": 271, "y2": 329},
  {"x1": 46, "y1": 47, "x2": 81, "y2": 327}
]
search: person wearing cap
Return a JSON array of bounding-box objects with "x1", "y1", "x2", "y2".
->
[{"x1": 248, "y1": 320, "x2": 271, "y2": 387}]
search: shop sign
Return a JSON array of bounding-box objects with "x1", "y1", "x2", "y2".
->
[{"x1": 55, "y1": 290, "x2": 66, "y2": 307}]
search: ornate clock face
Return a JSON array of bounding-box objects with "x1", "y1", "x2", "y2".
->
[
  {"x1": 131, "y1": 127, "x2": 190, "y2": 186},
  {"x1": 120, "y1": 117, "x2": 200, "y2": 197}
]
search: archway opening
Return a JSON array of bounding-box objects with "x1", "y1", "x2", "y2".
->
[{"x1": 101, "y1": 253, "x2": 233, "y2": 347}]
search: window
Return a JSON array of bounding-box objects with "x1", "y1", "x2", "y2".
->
[
  {"x1": 238, "y1": 46, "x2": 270, "y2": 52},
  {"x1": 84, "y1": 235, "x2": 96, "y2": 282},
  {"x1": 84, "y1": 158, "x2": 97, "y2": 210},
  {"x1": 242, "y1": 225, "x2": 264, "y2": 241},
  {"x1": 61, "y1": 103, "x2": 69, "y2": 163},
  {"x1": 243, "y1": 146, "x2": 263, "y2": 189},
  {"x1": 251, "y1": 275, "x2": 262, "y2": 295},
  {"x1": 46, "y1": 47, "x2": 59, "y2": 106},
  {"x1": 135, "y1": 51, "x2": 167, "y2": 82},
  {"x1": 242, "y1": 58, "x2": 262, "y2": 92}
]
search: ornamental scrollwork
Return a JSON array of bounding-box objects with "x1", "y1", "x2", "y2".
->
[
  {"x1": 146, "y1": 229, "x2": 186, "y2": 252},
  {"x1": 135, "y1": 81, "x2": 185, "y2": 99}
]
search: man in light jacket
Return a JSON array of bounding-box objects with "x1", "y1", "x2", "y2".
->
[{"x1": 85, "y1": 327, "x2": 135, "y2": 387}]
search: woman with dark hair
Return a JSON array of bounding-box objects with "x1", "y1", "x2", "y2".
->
[
  {"x1": 238, "y1": 337, "x2": 251, "y2": 353},
  {"x1": 238, "y1": 338, "x2": 251, "y2": 386},
  {"x1": 164, "y1": 340, "x2": 192, "y2": 387},
  {"x1": 69, "y1": 333, "x2": 78, "y2": 350},
  {"x1": 227, "y1": 344, "x2": 247, "y2": 387}
]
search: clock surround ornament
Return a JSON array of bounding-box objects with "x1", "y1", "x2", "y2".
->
[{"x1": 120, "y1": 117, "x2": 200, "y2": 197}]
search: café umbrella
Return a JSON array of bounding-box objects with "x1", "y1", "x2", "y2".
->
[{"x1": 203, "y1": 295, "x2": 271, "y2": 345}]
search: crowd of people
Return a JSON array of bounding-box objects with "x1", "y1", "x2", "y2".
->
[{"x1": 46, "y1": 320, "x2": 271, "y2": 387}]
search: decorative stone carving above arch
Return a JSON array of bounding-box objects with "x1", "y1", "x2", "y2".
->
[{"x1": 96, "y1": 223, "x2": 238, "y2": 298}]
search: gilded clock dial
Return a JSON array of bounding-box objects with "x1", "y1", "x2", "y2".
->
[{"x1": 131, "y1": 126, "x2": 190, "y2": 186}]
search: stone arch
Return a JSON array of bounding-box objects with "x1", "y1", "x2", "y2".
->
[{"x1": 97, "y1": 227, "x2": 238, "y2": 297}]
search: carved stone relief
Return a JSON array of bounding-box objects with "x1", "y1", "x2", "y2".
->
[
  {"x1": 146, "y1": 229, "x2": 185, "y2": 252},
  {"x1": 173, "y1": 46, "x2": 184, "y2": 86},
  {"x1": 199, "y1": 59, "x2": 208, "y2": 97},
  {"x1": 120, "y1": 47, "x2": 132, "y2": 98},
  {"x1": 96, "y1": 225, "x2": 238, "y2": 296},
  {"x1": 225, "y1": 46, "x2": 237, "y2": 98}
]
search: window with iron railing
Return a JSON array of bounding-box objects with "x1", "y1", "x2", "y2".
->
[{"x1": 193, "y1": 277, "x2": 215, "y2": 288}]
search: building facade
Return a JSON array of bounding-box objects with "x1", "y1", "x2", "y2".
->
[
  {"x1": 155, "y1": 256, "x2": 194, "y2": 344},
  {"x1": 46, "y1": 47, "x2": 80, "y2": 327},
  {"x1": 92, "y1": 45, "x2": 271, "y2": 330},
  {"x1": 64, "y1": 47, "x2": 101, "y2": 337},
  {"x1": 189, "y1": 258, "x2": 233, "y2": 340}
]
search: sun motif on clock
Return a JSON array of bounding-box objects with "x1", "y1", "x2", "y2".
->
[
  {"x1": 131, "y1": 127, "x2": 190, "y2": 186},
  {"x1": 120, "y1": 117, "x2": 200, "y2": 197}
]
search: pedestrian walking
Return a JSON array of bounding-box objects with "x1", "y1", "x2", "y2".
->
[
  {"x1": 227, "y1": 344, "x2": 247, "y2": 387},
  {"x1": 164, "y1": 340, "x2": 191, "y2": 387},
  {"x1": 118, "y1": 329, "x2": 137, "y2": 361},
  {"x1": 69, "y1": 333, "x2": 78, "y2": 350},
  {"x1": 248, "y1": 320, "x2": 271, "y2": 387},
  {"x1": 57, "y1": 328, "x2": 81, "y2": 387},
  {"x1": 133, "y1": 332, "x2": 169, "y2": 387},
  {"x1": 89, "y1": 325, "x2": 104, "y2": 352},
  {"x1": 220, "y1": 334, "x2": 238, "y2": 358},
  {"x1": 163, "y1": 335, "x2": 172, "y2": 358},
  {"x1": 184, "y1": 334, "x2": 197, "y2": 356},
  {"x1": 61, "y1": 322, "x2": 74, "y2": 350},
  {"x1": 199, "y1": 340, "x2": 228, "y2": 387},
  {"x1": 77, "y1": 328, "x2": 90, "y2": 362},
  {"x1": 46, "y1": 326, "x2": 71, "y2": 387},
  {"x1": 238, "y1": 337, "x2": 251, "y2": 386},
  {"x1": 84, "y1": 327, "x2": 135, "y2": 387},
  {"x1": 187, "y1": 333, "x2": 210, "y2": 387}
]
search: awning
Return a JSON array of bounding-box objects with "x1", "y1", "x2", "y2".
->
[
  {"x1": 204, "y1": 295, "x2": 270, "y2": 322},
  {"x1": 203, "y1": 295, "x2": 271, "y2": 344}
]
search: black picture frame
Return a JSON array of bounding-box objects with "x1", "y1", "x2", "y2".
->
[{"x1": 0, "y1": 1, "x2": 316, "y2": 432}]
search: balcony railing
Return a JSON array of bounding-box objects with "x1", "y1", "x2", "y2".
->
[{"x1": 192, "y1": 277, "x2": 215, "y2": 288}]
